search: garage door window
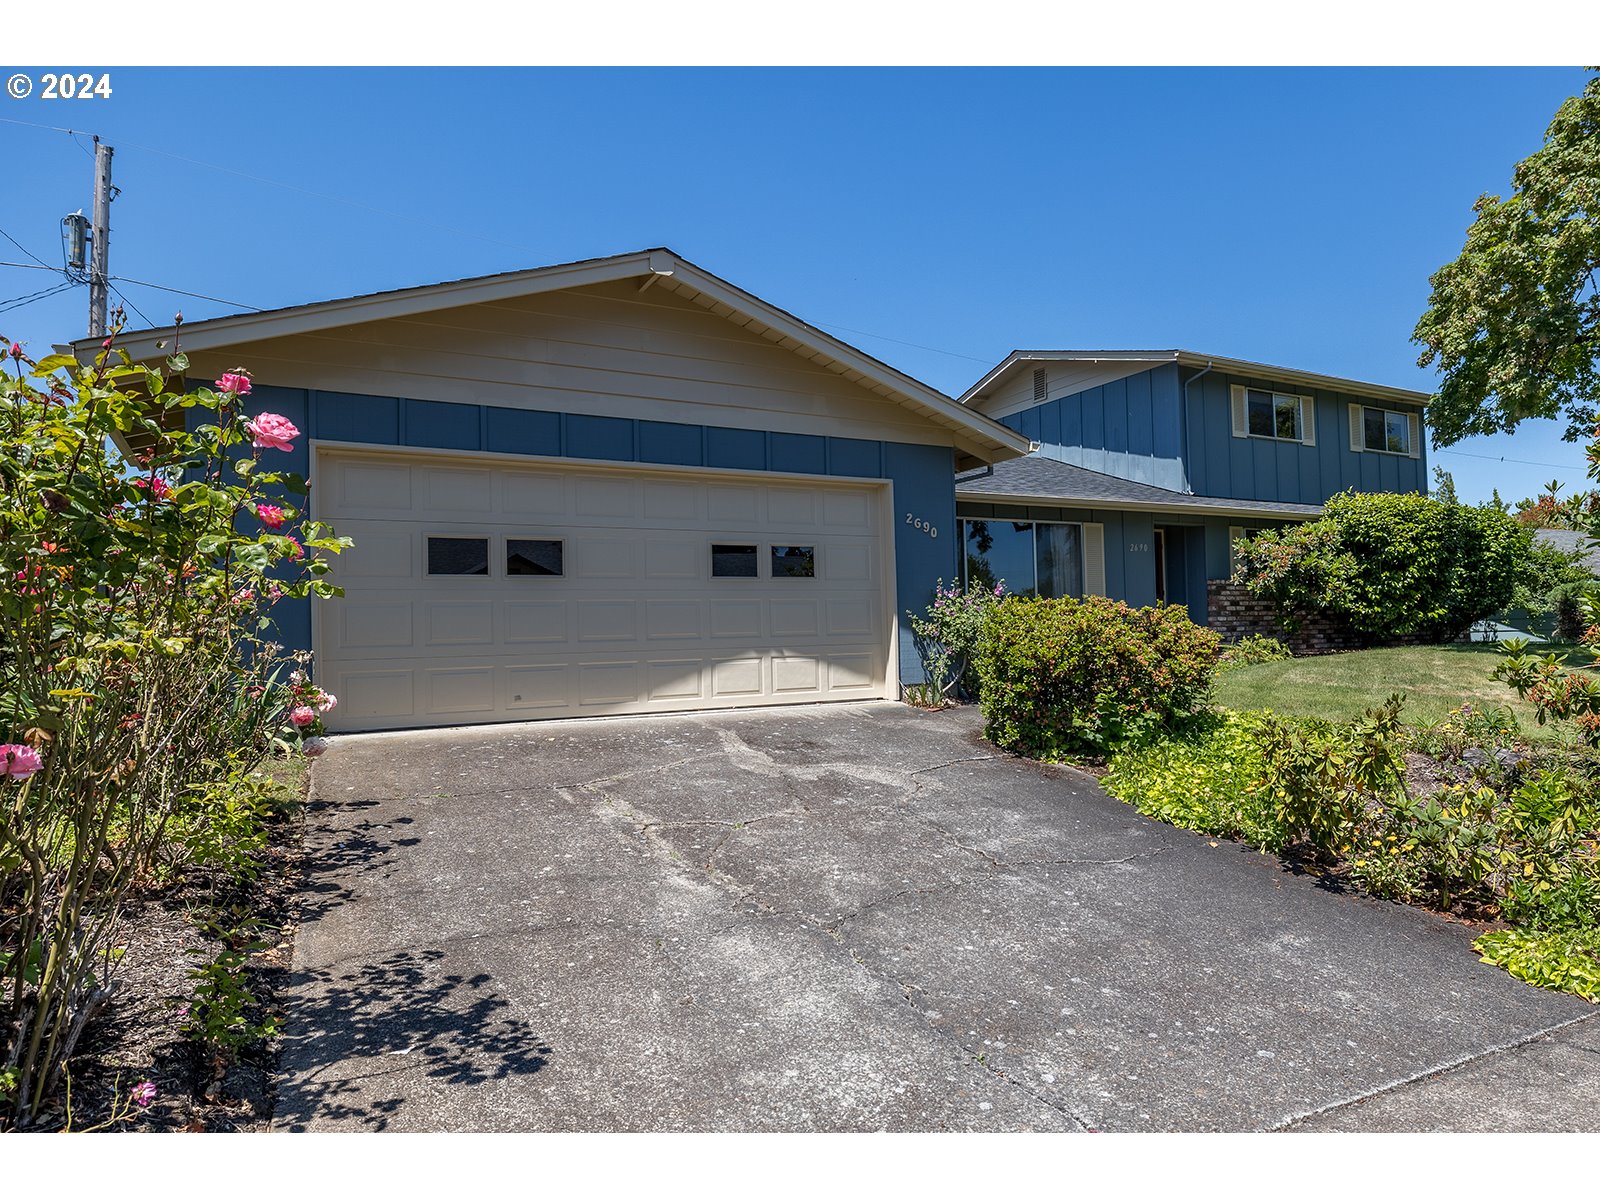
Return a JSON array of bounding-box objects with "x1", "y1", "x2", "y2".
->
[
  {"x1": 712, "y1": 544, "x2": 759, "y2": 577},
  {"x1": 427, "y1": 536, "x2": 490, "y2": 576},
  {"x1": 506, "y1": 538, "x2": 564, "y2": 577},
  {"x1": 771, "y1": 545, "x2": 816, "y2": 578}
]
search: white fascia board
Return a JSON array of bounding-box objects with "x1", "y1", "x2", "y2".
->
[
  {"x1": 73, "y1": 250, "x2": 671, "y2": 363},
  {"x1": 954, "y1": 488, "x2": 1322, "y2": 521}
]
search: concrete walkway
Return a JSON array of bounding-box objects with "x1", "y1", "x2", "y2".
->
[{"x1": 274, "y1": 702, "x2": 1593, "y2": 1131}]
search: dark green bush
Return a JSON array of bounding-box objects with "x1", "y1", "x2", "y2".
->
[
  {"x1": 974, "y1": 595, "x2": 1220, "y2": 759},
  {"x1": 1218, "y1": 634, "x2": 1293, "y2": 672},
  {"x1": 1236, "y1": 491, "x2": 1530, "y2": 642}
]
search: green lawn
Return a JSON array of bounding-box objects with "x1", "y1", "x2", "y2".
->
[{"x1": 1214, "y1": 642, "x2": 1595, "y2": 738}]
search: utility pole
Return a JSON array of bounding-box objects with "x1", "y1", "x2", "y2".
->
[{"x1": 87, "y1": 136, "x2": 113, "y2": 338}]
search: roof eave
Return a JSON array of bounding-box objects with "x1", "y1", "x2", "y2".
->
[{"x1": 953, "y1": 488, "x2": 1323, "y2": 521}]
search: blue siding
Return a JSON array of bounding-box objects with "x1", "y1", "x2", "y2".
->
[
  {"x1": 1004, "y1": 363, "x2": 1187, "y2": 491},
  {"x1": 237, "y1": 386, "x2": 957, "y2": 689},
  {"x1": 1180, "y1": 368, "x2": 1428, "y2": 504}
]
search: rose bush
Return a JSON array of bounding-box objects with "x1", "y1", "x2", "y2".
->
[{"x1": 0, "y1": 331, "x2": 348, "y2": 1127}]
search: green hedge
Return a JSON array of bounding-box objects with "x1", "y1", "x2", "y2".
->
[
  {"x1": 974, "y1": 595, "x2": 1220, "y2": 759},
  {"x1": 1235, "y1": 491, "x2": 1530, "y2": 641}
]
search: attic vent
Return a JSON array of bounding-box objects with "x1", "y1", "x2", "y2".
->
[{"x1": 1032, "y1": 368, "x2": 1048, "y2": 404}]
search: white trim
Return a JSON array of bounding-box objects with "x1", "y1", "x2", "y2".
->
[
  {"x1": 959, "y1": 349, "x2": 1431, "y2": 409},
  {"x1": 1083, "y1": 523, "x2": 1107, "y2": 597},
  {"x1": 1236, "y1": 385, "x2": 1316, "y2": 446},
  {"x1": 1354, "y1": 403, "x2": 1421, "y2": 457},
  {"x1": 75, "y1": 249, "x2": 1031, "y2": 468},
  {"x1": 955, "y1": 489, "x2": 1322, "y2": 522}
]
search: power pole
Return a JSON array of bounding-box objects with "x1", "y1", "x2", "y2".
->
[{"x1": 88, "y1": 137, "x2": 113, "y2": 338}]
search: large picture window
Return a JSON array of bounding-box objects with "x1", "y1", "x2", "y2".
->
[{"x1": 962, "y1": 519, "x2": 1083, "y2": 599}]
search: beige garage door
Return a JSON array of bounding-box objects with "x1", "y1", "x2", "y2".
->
[{"x1": 313, "y1": 449, "x2": 895, "y2": 731}]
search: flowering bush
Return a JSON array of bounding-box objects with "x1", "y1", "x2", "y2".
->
[
  {"x1": 907, "y1": 579, "x2": 1004, "y2": 704},
  {"x1": 0, "y1": 332, "x2": 348, "y2": 1127},
  {"x1": 974, "y1": 595, "x2": 1221, "y2": 759}
]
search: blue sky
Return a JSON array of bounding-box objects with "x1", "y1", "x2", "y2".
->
[{"x1": 0, "y1": 66, "x2": 1591, "y2": 504}]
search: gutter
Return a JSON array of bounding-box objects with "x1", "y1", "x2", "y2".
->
[{"x1": 1180, "y1": 360, "x2": 1214, "y2": 496}]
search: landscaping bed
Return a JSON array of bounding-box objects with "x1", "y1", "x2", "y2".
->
[{"x1": 28, "y1": 759, "x2": 307, "y2": 1133}]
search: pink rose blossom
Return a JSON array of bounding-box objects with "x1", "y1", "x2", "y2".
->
[
  {"x1": 284, "y1": 536, "x2": 304, "y2": 561},
  {"x1": 1, "y1": 744, "x2": 43, "y2": 779},
  {"x1": 246, "y1": 412, "x2": 298, "y2": 452},
  {"x1": 256, "y1": 503, "x2": 285, "y2": 529},
  {"x1": 289, "y1": 706, "x2": 317, "y2": 728},
  {"x1": 130, "y1": 1081, "x2": 157, "y2": 1108},
  {"x1": 314, "y1": 692, "x2": 338, "y2": 714},
  {"x1": 216, "y1": 371, "x2": 253, "y2": 396},
  {"x1": 132, "y1": 475, "x2": 172, "y2": 500},
  {"x1": 7, "y1": 343, "x2": 21, "y2": 360}
]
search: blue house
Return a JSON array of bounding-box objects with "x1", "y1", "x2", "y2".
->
[{"x1": 954, "y1": 351, "x2": 1430, "y2": 626}]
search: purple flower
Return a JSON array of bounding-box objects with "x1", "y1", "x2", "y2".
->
[{"x1": 131, "y1": 1081, "x2": 157, "y2": 1108}]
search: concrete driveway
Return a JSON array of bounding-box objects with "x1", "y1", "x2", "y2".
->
[{"x1": 275, "y1": 702, "x2": 1596, "y2": 1131}]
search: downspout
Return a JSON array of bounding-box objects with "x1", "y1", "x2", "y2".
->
[{"x1": 1180, "y1": 359, "x2": 1214, "y2": 496}]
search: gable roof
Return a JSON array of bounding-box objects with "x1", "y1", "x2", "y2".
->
[
  {"x1": 70, "y1": 248, "x2": 1031, "y2": 469},
  {"x1": 956, "y1": 455, "x2": 1324, "y2": 520},
  {"x1": 960, "y1": 350, "x2": 1433, "y2": 411}
]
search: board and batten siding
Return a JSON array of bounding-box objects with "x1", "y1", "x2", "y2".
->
[
  {"x1": 1181, "y1": 367, "x2": 1428, "y2": 505},
  {"x1": 172, "y1": 279, "x2": 962, "y2": 453},
  {"x1": 996, "y1": 364, "x2": 1187, "y2": 492}
]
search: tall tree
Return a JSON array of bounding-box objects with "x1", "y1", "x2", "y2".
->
[{"x1": 1414, "y1": 70, "x2": 1600, "y2": 446}]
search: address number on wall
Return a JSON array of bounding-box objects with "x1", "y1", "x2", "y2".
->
[
  {"x1": 905, "y1": 512, "x2": 939, "y2": 538},
  {"x1": 1128, "y1": 542, "x2": 1150, "y2": 553}
]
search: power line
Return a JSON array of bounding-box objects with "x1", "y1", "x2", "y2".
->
[
  {"x1": 0, "y1": 224, "x2": 54, "y2": 271},
  {"x1": 1435, "y1": 446, "x2": 1590, "y2": 473},
  {"x1": 109, "y1": 275, "x2": 262, "y2": 313},
  {"x1": 811, "y1": 320, "x2": 994, "y2": 365},
  {"x1": 0, "y1": 279, "x2": 81, "y2": 317},
  {"x1": 107, "y1": 282, "x2": 154, "y2": 330},
  {"x1": 0, "y1": 261, "x2": 66, "y2": 273}
]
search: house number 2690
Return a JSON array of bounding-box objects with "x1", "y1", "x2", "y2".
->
[{"x1": 905, "y1": 512, "x2": 938, "y2": 538}]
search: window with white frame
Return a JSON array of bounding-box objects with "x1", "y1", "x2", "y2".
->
[
  {"x1": 961, "y1": 519, "x2": 1083, "y2": 599},
  {"x1": 1232, "y1": 385, "x2": 1314, "y2": 446},
  {"x1": 1361, "y1": 406, "x2": 1412, "y2": 454}
]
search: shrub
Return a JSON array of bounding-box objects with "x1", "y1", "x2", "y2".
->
[
  {"x1": 1473, "y1": 928, "x2": 1600, "y2": 1002},
  {"x1": 1254, "y1": 696, "x2": 1409, "y2": 857},
  {"x1": 974, "y1": 595, "x2": 1220, "y2": 759},
  {"x1": 908, "y1": 578, "x2": 1004, "y2": 703},
  {"x1": 1101, "y1": 711, "x2": 1284, "y2": 847},
  {"x1": 1235, "y1": 491, "x2": 1530, "y2": 641},
  {"x1": 0, "y1": 335, "x2": 348, "y2": 1127},
  {"x1": 1218, "y1": 634, "x2": 1292, "y2": 672}
]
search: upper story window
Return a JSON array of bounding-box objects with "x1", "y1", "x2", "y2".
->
[
  {"x1": 1231, "y1": 385, "x2": 1314, "y2": 447},
  {"x1": 1356, "y1": 406, "x2": 1414, "y2": 455},
  {"x1": 1348, "y1": 404, "x2": 1420, "y2": 458}
]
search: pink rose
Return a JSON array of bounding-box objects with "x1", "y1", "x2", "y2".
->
[
  {"x1": 246, "y1": 412, "x2": 298, "y2": 452},
  {"x1": 1, "y1": 743, "x2": 43, "y2": 780},
  {"x1": 314, "y1": 692, "x2": 338, "y2": 714},
  {"x1": 288, "y1": 706, "x2": 316, "y2": 728},
  {"x1": 256, "y1": 503, "x2": 285, "y2": 529},
  {"x1": 132, "y1": 475, "x2": 172, "y2": 500},
  {"x1": 130, "y1": 1081, "x2": 157, "y2": 1108},
  {"x1": 7, "y1": 343, "x2": 21, "y2": 360},
  {"x1": 216, "y1": 370, "x2": 253, "y2": 396},
  {"x1": 284, "y1": 536, "x2": 304, "y2": 561}
]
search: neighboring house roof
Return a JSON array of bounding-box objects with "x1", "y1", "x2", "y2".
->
[
  {"x1": 69, "y1": 248, "x2": 1032, "y2": 469},
  {"x1": 1533, "y1": 527, "x2": 1600, "y2": 574},
  {"x1": 959, "y1": 349, "x2": 1433, "y2": 410},
  {"x1": 955, "y1": 455, "x2": 1325, "y2": 520}
]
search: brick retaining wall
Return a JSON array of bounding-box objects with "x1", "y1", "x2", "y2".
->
[{"x1": 1207, "y1": 581, "x2": 1433, "y2": 656}]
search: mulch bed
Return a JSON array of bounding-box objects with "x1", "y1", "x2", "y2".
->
[{"x1": 27, "y1": 782, "x2": 308, "y2": 1133}]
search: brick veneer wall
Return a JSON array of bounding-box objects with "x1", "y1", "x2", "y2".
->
[{"x1": 1207, "y1": 581, "x2": 1432, "y2": 657}]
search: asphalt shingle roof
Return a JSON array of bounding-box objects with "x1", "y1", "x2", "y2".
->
[{"x1": 955, "y1": 455, "x2": 1326, "y2": 518}]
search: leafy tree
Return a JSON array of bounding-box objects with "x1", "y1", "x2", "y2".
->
[
  {"x1": 1431, "y1": 465, "x2": 1459, "y2": 504},
  {"x1": 1414, "y1": 70, "x2": 1600, "y2": 446}
]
